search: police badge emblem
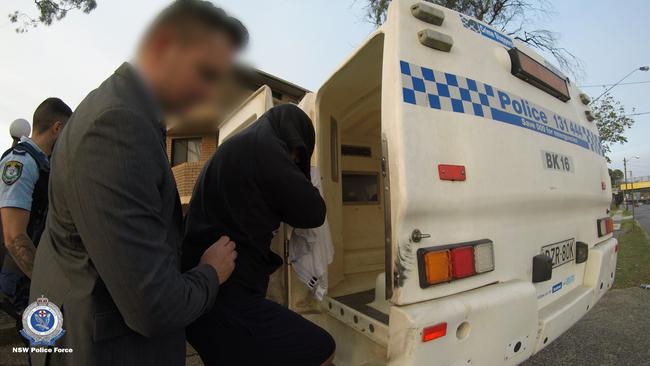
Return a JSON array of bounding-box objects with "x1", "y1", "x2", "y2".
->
[
  {"x1": 2, "y1": 160, "x2": 23, "y2": 185},
  {"x1": 20, "y1": 296, "x2": 65, "y2": 346}
]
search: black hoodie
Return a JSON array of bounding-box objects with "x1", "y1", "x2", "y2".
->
[{"x1": 182, "y1": 104, "x2": 326, "y2": 295}]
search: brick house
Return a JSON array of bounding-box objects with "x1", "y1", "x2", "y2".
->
[{"x1": 165, "y1": 66, "x2": 308, "y2": 207}]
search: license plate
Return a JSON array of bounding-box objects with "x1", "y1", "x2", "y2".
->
[{"x1": 541, "y1": 239, "x2": 575, "y2": 268}]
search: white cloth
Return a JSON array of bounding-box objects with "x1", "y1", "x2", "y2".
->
[{"x1": 288, "y1": 167, "x2": 333, "y2": 300}]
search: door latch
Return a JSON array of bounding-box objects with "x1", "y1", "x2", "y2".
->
[{"x1": 411, "y1": 229, "x2": 431, "y2": 243}]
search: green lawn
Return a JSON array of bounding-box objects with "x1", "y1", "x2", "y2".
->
[{"x1": 613, "y1": 220, "x2": 650, "y2": 289}]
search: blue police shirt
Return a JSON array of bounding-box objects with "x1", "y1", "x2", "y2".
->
[{"x1": 0, "y1": 137, "x2": 49, "y2": 212}]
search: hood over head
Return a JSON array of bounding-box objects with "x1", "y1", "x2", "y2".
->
[{"x1": 264, "y1": 104, "x2": 315, "y2": 180}]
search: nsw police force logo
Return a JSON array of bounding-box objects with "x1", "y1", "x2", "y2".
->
[{"x1": 20, "y1": 296, "x2": 65, "y2": 346}]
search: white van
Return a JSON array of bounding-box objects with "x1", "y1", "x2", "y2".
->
[{"x1": 217, "y1": 1, "x2": 617, "y2": 365}]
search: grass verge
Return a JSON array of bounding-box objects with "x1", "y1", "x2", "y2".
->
[{"x1": 613, "y1": 220, "x2": 650, "y2": 289}]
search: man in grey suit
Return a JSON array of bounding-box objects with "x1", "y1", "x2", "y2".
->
[{"x1": 28, "y1": 1, "x2": 248, "y2": 365}]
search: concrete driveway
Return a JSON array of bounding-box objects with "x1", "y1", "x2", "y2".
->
[{"x1": 522, "y1": 287, "x2": 650, "y2": 366}]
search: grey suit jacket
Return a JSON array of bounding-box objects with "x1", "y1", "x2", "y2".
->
[{"x1": 29, "y1": 63, "x2": 219, "y2": 366}]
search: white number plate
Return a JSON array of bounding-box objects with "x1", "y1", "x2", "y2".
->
[{"x1": 541, "y1": 238, "x2": 575, "y2": 268}]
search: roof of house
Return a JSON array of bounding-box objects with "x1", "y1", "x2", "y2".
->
[{"x1": 166, "y1": 66, "x2": 308, "y2": 136}]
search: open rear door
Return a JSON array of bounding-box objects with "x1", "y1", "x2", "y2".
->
[{"x1": 217, "y1": 85, "x2": 273, "y2": 144}]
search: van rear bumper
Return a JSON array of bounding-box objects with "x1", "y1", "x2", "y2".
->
[
  {"x1": 532, "y1": 236, "x2": 617, "y2": 354},
  {"x1": 388, "y1": 280, "x2": 539, "y2": 365},
  {"x1": 387, "y1": 237, "x2": 618, "y2": 366}
]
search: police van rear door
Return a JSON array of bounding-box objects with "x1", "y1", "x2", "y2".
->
[
  {"x1": 382, "y1": 0, "x2": 609, "y2": 307},
  {"x1": 217, "y1": 85, "x2": 274, "y2": 144}
]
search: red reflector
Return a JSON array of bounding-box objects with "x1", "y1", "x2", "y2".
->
[
  {"x1": 615, "y1": 244, "x2": 619, "y2": 252},
  {"x1": 450, "y1": 246, "x2": 475, "y2": 279},
  {"x1": 438, "y1": 164, "x2": 466, "y2": 181},
  {"x1": 422, "y1": 322, "x2": 447, "y2": 342}
]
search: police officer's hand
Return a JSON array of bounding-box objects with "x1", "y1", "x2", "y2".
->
[{"x1": 200, "y1": 236, "x2": 237, "y2": 285}]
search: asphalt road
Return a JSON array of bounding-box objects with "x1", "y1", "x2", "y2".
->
[
  {"x1": 631, "y1": 203, "x2": 650, "y2": 234},
  {"x1": 522, "y1": 287, "x2": 650, "y2": 366}
]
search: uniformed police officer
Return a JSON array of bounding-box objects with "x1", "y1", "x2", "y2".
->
[{"x1": 0, "y1": 98, "x2": 72, "y2": 320}]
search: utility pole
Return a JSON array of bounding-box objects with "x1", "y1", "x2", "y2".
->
[
  {"x1": 623, "y1": 155, "x2": 640, "y2": 219},
  {"x1": 624, "y1": 158, "x2": 629, "y2": 211},
  {"x1": 630, "y1": 170, "x2": 636, "y2": 222}
]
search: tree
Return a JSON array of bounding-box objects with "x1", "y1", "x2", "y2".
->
[
  {"x1": 8, "y1": 0, "x2": 97, "y2": 33},
  {"x1": 609, "y1": 168, "x2": 624, "y2": 188},
  {"x1": 591, "y1": 94, "x2": 635, "y2": 163},
  {"x1": 364, "y1": 0, "x2": 583, "y2": 78}
]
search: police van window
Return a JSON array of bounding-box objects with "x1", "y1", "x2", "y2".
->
[
  {"x1": 342, "y1": 172, "x2": 379, "y2": 204},
  {"x1": 172, "y1": 138, "x2": 202, "y2": 166},
  {"x1": 341, "y1": 145, "x2": 372, "y2": 157}
]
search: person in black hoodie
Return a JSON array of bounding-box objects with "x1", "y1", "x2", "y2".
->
[{"x1": 182, "y1": 104, "x2": 335, "y2": 366}]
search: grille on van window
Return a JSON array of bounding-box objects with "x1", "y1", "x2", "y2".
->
[{"x1": 341, "y1": 145, "x2": 372, "y2": 157}]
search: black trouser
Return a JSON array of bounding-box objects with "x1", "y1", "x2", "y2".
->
[
  {"x1": 0, "y1": 269, "x2": 30, "y2": 320},
  {"x1": 187, "y1": 284, "x2": 335, "y2": 366}
]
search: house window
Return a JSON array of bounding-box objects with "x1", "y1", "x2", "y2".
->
[
  {"x1": 342, "y1": 172, "x2": 379, "y2": 204},
  {"x1": 172, "y1": 138, "x2": 202, "y2": 166}
]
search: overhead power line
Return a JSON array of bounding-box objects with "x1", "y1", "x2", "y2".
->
[
  {"x1": 580, "y1": 80, "x2": 650, "y2": 88},
  {"x1": 626, "y1": 111, "x2": 650, "y2": 117}
]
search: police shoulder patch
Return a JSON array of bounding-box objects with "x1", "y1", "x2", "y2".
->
[{"x1": 2, "y1": 160, "x2": 24, "y2": 185}]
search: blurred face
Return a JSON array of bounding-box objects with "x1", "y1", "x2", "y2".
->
[{"x1": 148, "y1": 27, "x2": 237, "y2": 113}]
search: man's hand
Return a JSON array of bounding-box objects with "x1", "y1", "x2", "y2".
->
[{"x1": 200, "y1": 236, "x2": 237, "y2": 285}]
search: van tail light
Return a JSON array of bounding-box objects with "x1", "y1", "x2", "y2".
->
[
  {"x1": 474, "y1": 242, "x2": 495, "y2": 273},
  {"x1": 417, "y1": 240, "x2": 494, "y2": 288},
  {"x1": 597, "y1": 217, "x2": 614, "y2": 237},
  {"x1": 422, "y1": 250, "x2": 451, "y2": 285},
  {"x1": 451, "y1": 247, "x2": 475, "y2": 279},
  {"x1": 422, "y1": 322, "x2": 447, "y2": 342}
]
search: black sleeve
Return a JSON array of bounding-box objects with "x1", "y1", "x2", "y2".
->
[
  {"x1": 69, "y1": 108, "x2": 219, "y2": 337},
  {"x1": 257, "y1": 138, "x2": 326, "y2": 229}
]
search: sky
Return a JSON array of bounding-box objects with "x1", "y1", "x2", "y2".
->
[{"x1": 0, "y1": 0, "x2": 648, "y2": 176}]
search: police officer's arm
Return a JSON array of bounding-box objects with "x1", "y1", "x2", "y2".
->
[
  {"x1": 68, "y1": 108, "x2": 220, "y2": 337},
  {"x1": 0, "y1": 158, "x2": 40, "y2": 278},
  {"x1": 1, "y1": 208, "x2": 35, "y2": 278}
]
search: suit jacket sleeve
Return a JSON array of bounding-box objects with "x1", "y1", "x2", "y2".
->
[{"x1": 68, "y1": 108, "x2": 219, "y2": 337}]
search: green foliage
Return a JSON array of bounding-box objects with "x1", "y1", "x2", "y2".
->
[
  {"x1": 9, "y1": 0, "x2": 97, "y2": 33},
  {"x1": 613, "y1": 220, "x2": 650, "y2": 289},
  {"x1": 592, "y1": 94, "x2": 635, "y2": 163},
  {"x1": 609, "y1": 168, "x2": 624, "y2": 188},
  {"x1": 364, "y1": 0, "x2": 583, "y2": 78}
]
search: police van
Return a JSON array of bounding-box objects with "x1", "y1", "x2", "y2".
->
[{"x1": 217, "y1": 1, "x2": 617, "y2": 364}]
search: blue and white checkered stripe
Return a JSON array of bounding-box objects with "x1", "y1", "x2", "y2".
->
[
  {"x1": 400, "y1": 60, "x2": 604, "y2": 156},
  {"x1": 401, "y1": 60, "x2": 498, "y2": 120}
]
